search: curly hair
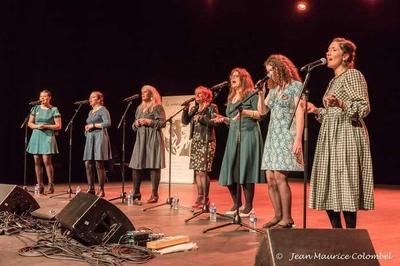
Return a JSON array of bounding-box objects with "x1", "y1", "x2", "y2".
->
[
  {"x1": 264, "y1": 54, "x2": 302, "y2": 90},
  {"x1": 139, "y1": 85, "x2": 162, "y2": 112},
  {"x1": 332, "y1": 37, "x2": 357, "y2": 69},
  {"x1": 195, "y1": 86, "x2": 213, "y2": 104},
  {"x1": 227, "y1": 67, "x2": 255, "y2": 103}
]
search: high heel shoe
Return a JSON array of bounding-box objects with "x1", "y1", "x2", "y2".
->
[
  {"x1": 147, "y1": 195, "x2": 159, "y2": 203},
  {"x1": 38, "y1": 185, "x2": 45, "y2": 195},
  {"x1": 132, "y1": 193, "x2": 141, "y2": 201},
  {"x1": 96, "y1": 189, "x2": 105, "y2": 197},
  {"x1": 87, "y1": 186, "x2": 95, "y2": 195},
  {"x1": 47, "y1": 183, "x2": 54, "y2": 194}
]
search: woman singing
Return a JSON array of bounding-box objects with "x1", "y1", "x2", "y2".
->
[
  {"x1": 307, "y1": 37, "x2": 374, "y2": 228},
  {"x1": 129, "y1": 85, "x2": 166, "y2": 203},
  {"x1": 182, "y1": 86, "x2": 219, "y2": 209},
  {"x1": 215, "y1": 68, "x2": 264, "y2": 217},
  {"x1": 83, "y1": 91, "x2": 112, "y2": 197},
  {"x1": 258, "y1": 54, "x2": 304, "y2": 229},
  {"x1": 27, "y1": 90, "x2": 62, "y2": 194}
]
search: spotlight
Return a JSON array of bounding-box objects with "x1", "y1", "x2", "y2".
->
[{"x1": 296, "y1": 1, "x2": 308, "y2": 12}]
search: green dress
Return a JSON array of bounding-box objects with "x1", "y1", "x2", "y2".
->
[
  {"x1": 27, "y1": 105, "x2": 60, "y2": 155},
  {"x1": 218, "y1": 93, "x2": 264, "y2": 185}
]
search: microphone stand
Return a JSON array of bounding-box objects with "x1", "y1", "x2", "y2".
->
[
  {"x1": 50, "y1": 103, "x2": 84, "y2": 199},
  {"x1": 288, "y1": 69, "x2": 313, "y2": 229},
  {"x1": 203, "y1": 88, "x2": 264, "y2": 234},
  {"x1": 20, "y1": 113, "x2": 32, "y2": 192},
  {"x1": 143, "y1": 105, "x2": 191, "y2": 212},
  {"x1": 109, "y1": 100, "x2": 141, "y2": 205}
]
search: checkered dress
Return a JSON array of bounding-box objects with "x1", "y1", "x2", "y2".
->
[{"x1": 309, "y1": 69, "x2": 374, "y2": 212}]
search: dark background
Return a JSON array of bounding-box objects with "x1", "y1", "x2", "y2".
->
[{"x1": 1, "y1": 0, "x2": 399, "y2": 185}]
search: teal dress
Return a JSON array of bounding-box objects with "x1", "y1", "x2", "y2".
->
[
  {"x1": 261, "y1": 81, "x2": 304, "y2": 171},
  {"x1": 27, "y1": 105, "x2": 60, "y2": 155},
  {"x1": 83, "y1": 106, "x2": 112, "y2": 161},
  {"x1": 218, "y1": 93, "x2": 264, "y2": 185}
]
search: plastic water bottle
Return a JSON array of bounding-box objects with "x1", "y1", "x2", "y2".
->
[
  {"x1": 34, "y1": 184, "x2": 40, "y2": 197},
  {"x1": 209, "y1": 203, "x2": 217, "y2": 222},
  {"x1": 127, "y1": 191, "x2": 133, "y2": 206},
  {"x1": 173, "y1": 195, "x2": 179, "y2": 210},
  {"x1": 76, "y1": 186, "x2": 81, "y2": 194},
  {"x1": 249, "y1": 210, "x2": 257, "y2": 233}
]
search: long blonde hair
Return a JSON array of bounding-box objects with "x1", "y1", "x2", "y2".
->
[
  {"x1": 227, "y1": 67, "x2": 255, "y2": 103},
  {"x1": 139, "y1": 85, "x2": 162, "y2": 112}
]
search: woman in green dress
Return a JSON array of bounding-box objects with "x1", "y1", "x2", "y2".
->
[
  {"x1": 215, "y1": 68, "x2": 264, "y2": 217},
  {"x1": 306, "y1": 37, "x2": 374, "y2": 228},
  {"x1": 257, "y1": 55, "x2": 304, "y2": 229},
  {"x1": 27, "y1": 90, "x2": 62, "y2": 194},
  {"x1": 83, "y1": 91, "x2": 112, "y2": 197}
]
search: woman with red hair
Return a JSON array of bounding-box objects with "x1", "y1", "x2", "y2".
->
[
  {"x1": 216, "y1": 68, "x2": 264, "y2": 217},
  {"x1": 182, "y1": 86, "x2": 219, "y2": 209}
]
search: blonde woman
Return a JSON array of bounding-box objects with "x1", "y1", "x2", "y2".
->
[
  {"x1": 83, "y1": 91, "x2": 112, "y2": 197},
  {"x1": 129, "y1": 85, "x2": 166, "y2": 203}
]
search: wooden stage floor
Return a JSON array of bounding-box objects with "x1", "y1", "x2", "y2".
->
[{"x1": 1, "y1": 180, "x2": 399, "y2": 266}]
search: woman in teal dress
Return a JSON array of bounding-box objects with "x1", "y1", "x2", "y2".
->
[
  {"x1": 83, "y1": 91, "x2": 112, "y2": 197},
  {"x1": 215, "y1": 68, "x2": 264, "y2": 217},
  {"x1": 258, "y1": 55, "x2": 304, "y2": 229},
  {"x1": 27, "y1": 90, "x2": 62, "y2": 194},
  {"x1": 306, "y1": 38, "x2": 374, "y2": 228}
]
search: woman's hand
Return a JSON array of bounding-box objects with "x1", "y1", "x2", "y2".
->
[
  {"x1": 292, "y1": 139, "x2": 302, "y2": 155},
  {"x1": 37, "y1": 124, "x2": 46, "y2": 130},
  {"x1": 304, "y1": 102, "x2": 319, "y2": 114},
  {"x1": 85, "y1": 124, "x2": 94, "y2": 132},
  {"x1": 324, "y1": 94, "x2": 343, "y2": 108},
  {"x1": 139, "y1": 118, "x2": 153, "y2": 126}
]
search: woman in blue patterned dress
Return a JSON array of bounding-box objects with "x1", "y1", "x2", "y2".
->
[
  {"x1": 129, "y1": 85, "x2": 166, "y2": 203},
  {"x1": 215, "y1": 68, "x2": 264, "y2": 217},
  {"x1": 306, "y1": 38, "x2": 374, "y2": 228},
  {"x1": 83, "y1": 91, "x2": 112, "y2": 197},
  {"x1": 258, "y1": 55, "x2": 304, "y2": 228},
  {"x1": 27, "y1": 90, "x2": 62, "y2": 194}
]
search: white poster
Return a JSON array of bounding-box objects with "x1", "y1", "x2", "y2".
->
[{"x1": 161, "y1": 95, "x2": 194, "y2": 184}]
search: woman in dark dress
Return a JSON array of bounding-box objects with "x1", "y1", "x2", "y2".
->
[
  {"x1": 215, "y1": 68, "x2": 264, "y2": 217},
  {"x1": 27, "y1": 90, "x2": 62, "y2": 194},
  {"x1": 129, "y1": 85, "x2": 166, "y2": 203},
  {"x1": 83, "y1": 91, "x2": 112, "y2": 197},
  {"x1": 182, "y1": 86, "x2": 219, "y2": 209}
]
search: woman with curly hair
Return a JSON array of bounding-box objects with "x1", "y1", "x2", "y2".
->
[
  {"x1": 216, "y1": 68, "x2": 264, "y2": 217},
  {"x1": 129, "y1": 85, "x2": 166, "y2": 203},
  {"x1": 306, "y1": 37, "x2": 374, "y2": 228},
  {"x1": 258, "y1": 54, "x2": 304, "y2": 228},
  {"x1": 182, "y1": 86, "x2": 219, "y2": 209}
]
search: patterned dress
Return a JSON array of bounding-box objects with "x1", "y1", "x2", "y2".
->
[
  {"x1": 83, "y1": 106, "x2": 112, "y2": 161},
  {"x1": 129, "y1": 104, "x2": 166, "y2": 169},
  {"x1": 182, "y1": 104, "x2": 218, "y2": 172},
  {"x1": 309, "y1": 69, "x2": 374, "y2": 212},
  {"x1": 27, "y1": 105, "x2": 60, "y2": 155},
  {"x1": 261, "y1": 81, "x2": 304, "y2": 172},
  {"x1": 219, "y1": 93, "x2": 264, "y2": 185}
]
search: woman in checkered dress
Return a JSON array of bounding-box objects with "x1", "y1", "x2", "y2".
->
[{"x1": 307, "y1": 37, "x2": 374, "y2": 228}]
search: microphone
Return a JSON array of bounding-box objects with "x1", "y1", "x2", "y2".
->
[
  {"x1": 300, "y1": 58, "x2": 327, "y2": 72},
  {"x1": 28, "y1": 100, "x2": 41, "y2": 105},
  {"x1": 210, "y1": 81, "x2": 229, "y2": 91},
  {"x1": 73, "y1": 100, "x2": 89, "y2": 105},
  {"x1": 180, "y1": 97, "x2": 195, "y2": 106},
  {"x1": 255, "y1": 75, "x2": 269, "y2": 90},
  {"x1": 122, "y1": 94, "x2": 140, "y2": 102}
]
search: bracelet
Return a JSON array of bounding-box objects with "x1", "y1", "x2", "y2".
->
[
  {"x1": 251, "y1": 111, "x2": 255, "y2": 118},
  {"x1": 92, "y1": 123, "x2": 95, "y2": 128}
]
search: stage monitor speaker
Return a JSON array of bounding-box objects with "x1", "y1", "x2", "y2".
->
[
  {"x1": 255, "y1": 229, "x2": 379, "y2": 266},
  {"x1": 56, "y1": 192, "x2": 134, "y2": 245},
  {"x1": 0, "y1": 184, "x2": 39, "y2": 215}
]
